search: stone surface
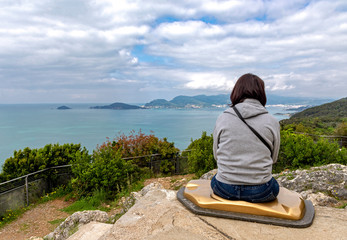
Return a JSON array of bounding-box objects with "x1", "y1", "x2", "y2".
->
[
  {"x1": 100, "y1": 186, "x2": 228, "y2": 240},
  {"x1": 99, "y1": 180, "x2": 347, "y2": 240},
  {"x1": 198, "y1": 206, "x2": 347, "y2": 240},
  {"x1": 45, "y1": 210, "x2": 110, "y2": 240},
  {"x1": 274, "y1": 164, "x2": 346, "y2": 197},
  {"x1": 67, "y1": 222, "x2": 112, "y2": 240}
]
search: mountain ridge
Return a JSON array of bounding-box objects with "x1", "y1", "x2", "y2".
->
[{"x1": 145, "y1": 94, "x2": 333, "y2": 109}]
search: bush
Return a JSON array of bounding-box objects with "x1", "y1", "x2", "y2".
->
[
  {"x1": 71, "y1": 144, "x2": 143, "y2": 198},
  {"x1": 98, "y1": 130, "x2": 179, "y2": 173},
  {"x1": 185, "y1": 131, "x2": 215, "y2": 177},
  {"x1": 183, "y1": 131, "x2": 346, "y2": 175},
  {"x1": 102, "y1": 130, "x2": 178, "y2": 157},
  {"x1": 0, "y1": 143, "x2": 89, "y2": 182},
  {"x1": 274, "y1": 130, "x2": 347, "y2": 172}
]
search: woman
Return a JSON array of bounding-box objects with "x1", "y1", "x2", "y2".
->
[{"x1": 211, "y1": 73, "x2": 280, "y2": 203}]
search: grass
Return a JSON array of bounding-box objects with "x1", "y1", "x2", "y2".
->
[
  {"x1": 48, "y1": 218, "x2": 66, "y2": 230},
  {"x1": 61, "y1": 188, "x2": 110, "y2": 214},
  {"x1": 0, "y1": 207, "x2": 30, "y2": 229},
  {"x1": 61, "y1": 198, "x2": 107, "y2": 214},
  {"x1": 39, "y1": 184, "x2": 73, "y2": 204},
  {"x1": 62, "y1": 180, "x2": 146, "y2": 215},
  {"x1": 286, "y1": 173, "x2": 295, "y2": 180}
]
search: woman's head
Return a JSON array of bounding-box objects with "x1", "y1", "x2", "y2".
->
[{"x1": 230, "y1": 73, "x2": 267, "y2": 106}]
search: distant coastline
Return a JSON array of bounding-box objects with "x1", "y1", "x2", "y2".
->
[{"x1": 90, "y1": 94, "x2": 333, "y2": 110}]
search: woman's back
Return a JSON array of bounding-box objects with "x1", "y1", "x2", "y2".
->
[{"x1": 213, "y1": 98, "x2": 280, "y2": 185}]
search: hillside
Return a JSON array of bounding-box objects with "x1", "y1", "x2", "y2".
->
[
  {"x1": 280, "y1": 97, "x2": 347, "y2": 136},
  {"x1": 290, "y1": 97, "x2": 347, "y2": 119}
]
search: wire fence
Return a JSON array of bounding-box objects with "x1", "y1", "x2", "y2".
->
[
  {"x1": 293, "y1": 132, "x2": 347, "y2": 147},
  {"x1": 0, "y1": 152, "x2": 190, "y2": 216},
  {"x1": 0, "y1": 165, "x2": 72, "y2": 216}
]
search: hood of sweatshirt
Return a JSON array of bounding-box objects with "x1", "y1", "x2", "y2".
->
[{"x1": 224, "y1": 98, "x2": 268, "y2": 119}]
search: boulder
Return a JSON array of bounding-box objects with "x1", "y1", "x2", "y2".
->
[
  {"x1": 99, "y1": 178, "x2": 347, "y2": 240},
  {"x1": 45, "y1": 210, "x2": 110, "y2": 240}
]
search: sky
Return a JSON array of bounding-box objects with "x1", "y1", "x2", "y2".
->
[{"x1": 0, "y1": 0, "x2": 346, "y2": 104}]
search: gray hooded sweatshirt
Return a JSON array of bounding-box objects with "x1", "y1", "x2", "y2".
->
[{"x1": 213, "y1": 98, "x2": 280, "y2": 185}]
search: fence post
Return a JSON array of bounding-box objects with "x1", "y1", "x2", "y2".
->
[
  {"x1": 150, "y1": 155, "x2": 153, "y2": 172},
  {"x1": 25, "y1": 176, "x2": 29, "y2": 206}
]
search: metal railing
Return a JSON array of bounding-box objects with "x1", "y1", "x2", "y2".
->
[
  {"x1": 0, "y1": 165, "x2": 72, "y2": 216},
  {"x1": 0, "y1": 152, "x2": 190, "y2": 216},
  {"x1": 293, "y1": 132, "x2": 347, "y2": 147}
]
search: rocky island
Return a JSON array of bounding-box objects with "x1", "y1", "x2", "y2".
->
[
  {"x1": 90, "y1": 102, "x2": 144, "y2": 110},
  {"x1": 57, "y1": 106, "x2": 71, "y2": 110}
]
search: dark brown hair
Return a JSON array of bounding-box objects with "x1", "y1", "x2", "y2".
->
[{"x1": 230, "y1": 73, "x2": 267, "y2": 106}]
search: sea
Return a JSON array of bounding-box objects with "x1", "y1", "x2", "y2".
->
[{"x1": 0, "y1": 103, "x2": 299, "y2": 167}]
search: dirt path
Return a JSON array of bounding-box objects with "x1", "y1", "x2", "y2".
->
[{"x1": 0, "y1": 199, "x2": 72, "y2": 240}]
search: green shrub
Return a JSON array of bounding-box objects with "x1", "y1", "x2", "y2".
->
[
  {"x1": 183, "y1": 131, "x2": 346, "y2": 175},
  {"x1": 0, "y1": 143, "x2": 89, "y2": 182},
  {"x1": 98, "y1": 130, "x2": 179, "y2": 175},
  {"x1": 70, "y1": 146, "x2": 142, "y2": 199},
  {"x1": 274, "y1": 130, "x2": 347, "y2": 172},
  {"x1": 185, "y1": 131, "x2": 215, "y2": 177}
]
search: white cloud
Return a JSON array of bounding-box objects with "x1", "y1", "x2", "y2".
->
[
  {"x1": 184, "y1": 72, "x2": 234, "y2": 91},
  {"x1": 0, "y1": 0, "x2": 346, "y2": 103}
]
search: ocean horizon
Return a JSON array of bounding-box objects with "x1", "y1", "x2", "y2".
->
[{"x1": 0, "y1": 103, "x2": 297, "y2": 167}]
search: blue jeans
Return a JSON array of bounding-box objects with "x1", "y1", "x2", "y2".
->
[{"x1": 211, "y1": 175, "x2": 280, "y2": 203}]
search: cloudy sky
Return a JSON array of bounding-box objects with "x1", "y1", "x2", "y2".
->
[{"x1": 0, "y1": 0, "x2": 346, "y2": 103}]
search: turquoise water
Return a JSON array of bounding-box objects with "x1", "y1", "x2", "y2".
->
[{"x1": 0, "y1": 104, "x2": 291, "y2": 166}]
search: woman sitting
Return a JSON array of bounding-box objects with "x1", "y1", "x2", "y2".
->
[{"x1": 211, "y1": 73, "x2": 280, "y2": 203}]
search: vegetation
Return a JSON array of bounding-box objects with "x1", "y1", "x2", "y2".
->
[
  {"x1": 183, "y1": 129, "x2": 346, "y2": 176},
  {"x1": 185, "y1": 131, "x2": 215, "y2": 177},
  {"x1": 0, "y1": 143, "x2": 89, "y2": 183},
  {"x1": 274, "y1": 130, "x2": 347, "y2": 172},
  {"x1": 288, "y1": 97, "x2": 347, "y2": 119},
  {"x1": 0, "y1": 131, "x2": 178, "y2": 227},
  {"x1": 99, "y1": 130, "x2": 179, "y2": 173},
  {"x1": 70, "y1": 147, "x2": 143, "y2": 199},
  {"x1": 70, "y1": 130, "x2": 179, "y2": 199},
  {"x1": 280, "y1": 97, "x2": 347, "y2": 136}
]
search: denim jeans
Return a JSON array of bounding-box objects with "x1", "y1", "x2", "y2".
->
[{"x1": 211, "y1": 175, "x2": 280, "y2": 203}]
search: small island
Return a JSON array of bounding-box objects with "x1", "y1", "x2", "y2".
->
[
  {"x1": 57, "y1": 106, "x2": 71, "y2": 110},
  {"x1": 90, "y1": 102, "x2": 144, "y2": 110}
]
